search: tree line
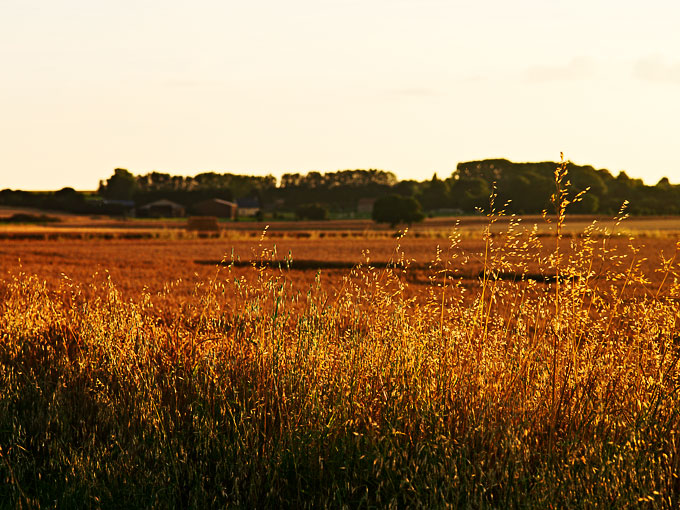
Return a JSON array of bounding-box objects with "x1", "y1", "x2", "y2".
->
[{"x1": 1, "y1": 160, "x2": 679, "y2": 218}]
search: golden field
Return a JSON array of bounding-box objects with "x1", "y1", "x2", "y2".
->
[
  {"x1": 1, "y1": 208, "x2": 680, "y2": 507},
  {"x1": 1, "y1": 215, "x2": 678, "y2": 307}
]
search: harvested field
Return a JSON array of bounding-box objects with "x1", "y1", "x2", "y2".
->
[
  {"x1": 1, "y1": 218, "x2": 678, "y2": 296},
  {"x1": 2, "y1": 213, "x2": 680, "y2": 507}
]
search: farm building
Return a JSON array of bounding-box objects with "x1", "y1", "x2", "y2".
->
[
  {"x1": 193, "y1": 198, "x2": 237, "y2": 219},
  {"x1": 236, "y1": 198, "x2": 261, "y2": 217},
  {"x1": 138, "y1": 199, "x2": 186, "y2": 218},
  {"x1": 100, "y1": 199, "x2": 136, "y2": 216}
]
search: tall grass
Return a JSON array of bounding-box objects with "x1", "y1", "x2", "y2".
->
[{"x1": 1, "y1": 174, "x2": 680, "y2": 507}]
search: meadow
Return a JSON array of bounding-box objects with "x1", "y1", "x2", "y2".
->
[{"x1": 1, "y1": 203, "x2": 680, "y2": 507}]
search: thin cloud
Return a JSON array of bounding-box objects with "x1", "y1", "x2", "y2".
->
[
  {"x1": 633, "y1": 56, "x2": 680, "y2": 84},
  {"x1": 525, "y1": 57, "x2": 596, "y2": 82}
]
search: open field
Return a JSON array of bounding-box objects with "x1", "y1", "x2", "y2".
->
[
  {"x1": 1, "y1": 215, "x2": 679, "y2": 303},
  {"x1": 1, "y1": 214, "x2": 680, "y2": 507}
]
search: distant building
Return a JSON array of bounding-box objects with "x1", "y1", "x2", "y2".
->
[
  {"x1": 236, "y1": 198, "x2": 261, "y2": 217},
  {"x1": 138, "y1": 199, "x2": 186, "y2": 218},
  {"x1": 193, "y1": 198, "x2": 237, "y2": 219},
  {"x1": 101, "y1": 199, "x2": 136, "y2": 216},
  {"x1": 434, "y1": 208, "x2": 464, "y2": 216},
  {"x1": 357, "y1": 198, "x2": 376, "y2": 215}
]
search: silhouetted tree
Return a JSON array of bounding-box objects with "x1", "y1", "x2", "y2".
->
[
  {"x1": 450, "y1": 177, "x2": 491, "y2": 212},
  {"x1": 372, "y1": 194, "x2": 424, "y2": 227},
  {"x1": 419, "y1": 173, "x2": 450, "y2": 211},
  {"x1": 50, "y1": 187, "x2": 86, "y2": 212},
  {"x1": 99, "y1": 168, "x2": 137, "y2": 200},
  {"x1": 392, "y1": 179, "x2": 420, "y2": 198}
]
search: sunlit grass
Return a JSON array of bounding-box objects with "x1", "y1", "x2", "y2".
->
[{"x1": 1, "y1": 170, "x2": 680, "y2": 507}]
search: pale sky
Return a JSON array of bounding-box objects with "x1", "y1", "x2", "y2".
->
[{"x1": 2, "y1": 0, "x2": 680, "y2": 190}]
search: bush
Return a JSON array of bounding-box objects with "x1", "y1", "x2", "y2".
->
[{"x1": 372, "y1": 194, "x2": 424, "y2": 227}]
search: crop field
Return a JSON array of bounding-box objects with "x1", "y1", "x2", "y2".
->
[
  {"x1": 1, "y1": 211, "x2": 680, "y2": 507},
  {"x1": 1, "y1": 217, "x2": 678, "y2": 305}
]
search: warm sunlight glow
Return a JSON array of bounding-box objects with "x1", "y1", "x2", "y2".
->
[{"x1": 2, "y1": 0, "x2": 680, "y2": 189}]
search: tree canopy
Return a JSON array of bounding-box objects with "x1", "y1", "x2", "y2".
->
[
  {"x1": 98, "y1": 168, "x2": 137, "y2": 200},
  {"x1": 3, "y1": 160, "x2": 680, "y2": 218},
  {"x1": 372, "y1": 194, "x2": 425, "y2": 227}
]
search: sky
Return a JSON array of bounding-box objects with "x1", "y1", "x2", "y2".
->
[{"x1": 2, "y1": 0, "x2": 680, "y2": 190}]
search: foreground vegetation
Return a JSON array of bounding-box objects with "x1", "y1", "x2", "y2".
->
[{"x1": 1, "y1": 192, "x2": 680, "y2": 507}]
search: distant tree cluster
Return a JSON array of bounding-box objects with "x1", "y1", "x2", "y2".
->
[
  {"x1": 2, "y1": 160, "x2": 679, "y2": 219},
  {"x1": 275, "y1": 169, "x2": 398, "y2": 213},
  {"x1": 98, "y1": 169, "x2": 276, "y2": 207},
  {"x1": 0, "y1": 187, "x2": 101, "y2": 214},
  {"x1": 450, "y1": 159, "x2": 680, "y2": 215}
]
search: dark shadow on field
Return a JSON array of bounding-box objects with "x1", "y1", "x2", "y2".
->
[
  {"x1": 194, "y1": 259, "x2": 570, "y2": 284},
  {"x1": 195, "y1": 258, "x2": 391, "y2": 270}
]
